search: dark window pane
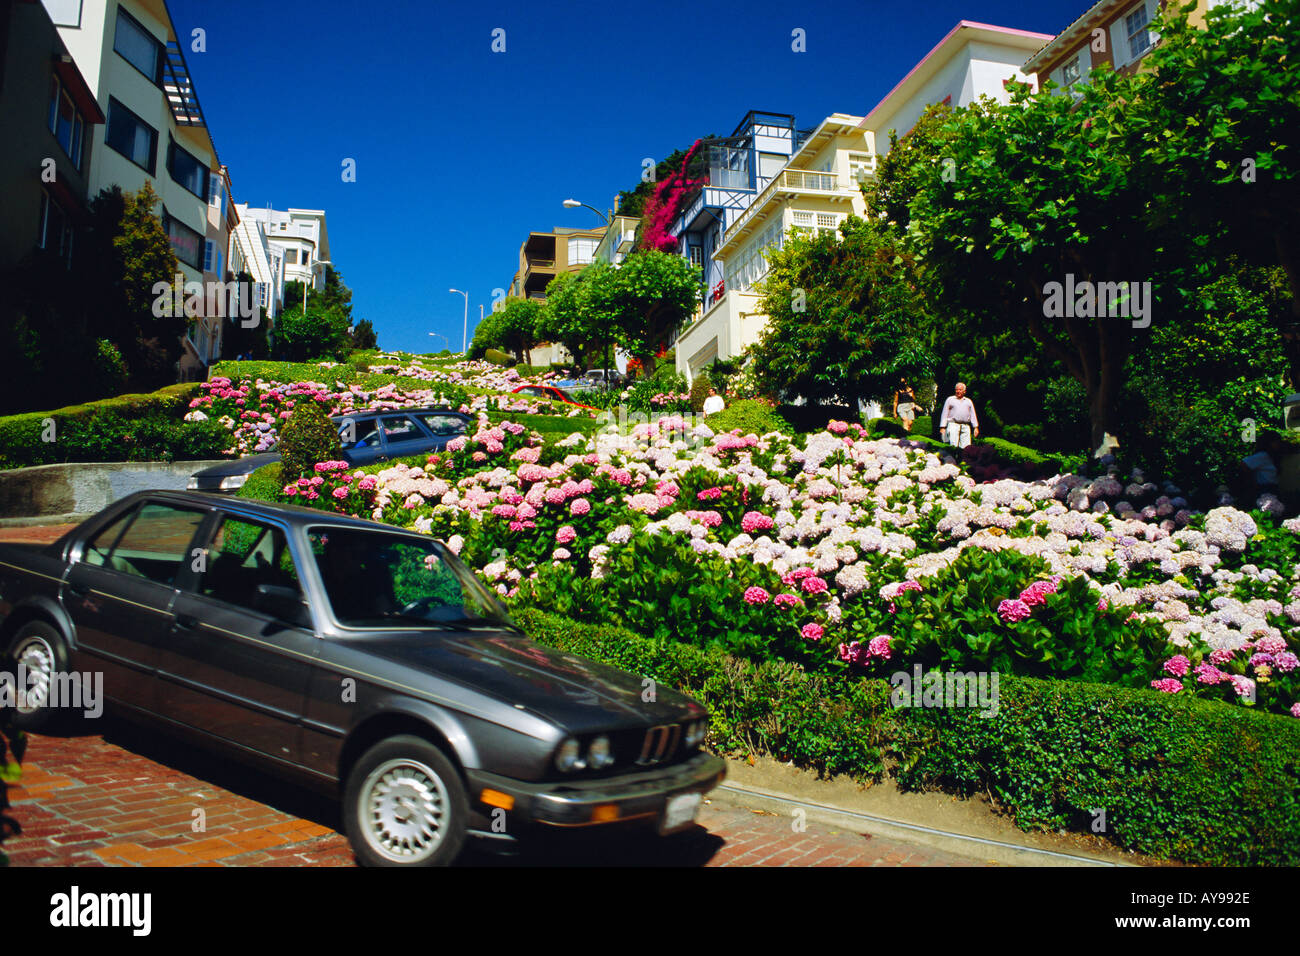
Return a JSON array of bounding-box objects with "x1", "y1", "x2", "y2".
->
[
  {"x1": 97, "y1": 503, "x2": 205, "y2": 585},
  {"x1": 114, "y1": 8, "x2": 161, "y2": 81},
  {"x1": 106, "y1": 99, "x2": 157, "y2": 173},
  {"x1": 199, "y1": 519, "x2": 300, "y2": 610}
]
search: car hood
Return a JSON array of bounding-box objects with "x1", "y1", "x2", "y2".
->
[
  {"x1": 192, "y1": 452, "x2": 282, "y2": 478},
  {"x1": 362, "y1": 628, "x2": 705, "y2": 731}
]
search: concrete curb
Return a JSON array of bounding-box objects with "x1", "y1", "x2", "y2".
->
[
  {"x1": 708, "y1": 769, "x2": 1133, "y2": 867},
  {"x1": 0, "y1": 459, "x2": 226, "y2": 521}
]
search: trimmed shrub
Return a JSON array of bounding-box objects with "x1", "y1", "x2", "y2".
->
[
  {"x1": 237, "y1": 461, "x2": 284, "y2": 502},
  {"x1": 706, "y1": 399, "x2": 794, "y2": 437},
  {"x1": 278, "y1": 401, "x2": 341, "y2": 479},
  {"x1": 514, "y1": 607, "x2": 1300, "y2": 865},
  {"x1": 892, "y1": 674, "x2": 1300, "y2": 865},
  {"x1": 688, "y1": 371, "x2": 713, "y2": 413},
  {"x1": 0, "y1": 383, "x2": 207, "y2": 468},
  {"x1": 483, "y1": 348, "x2": 517, "y2": 367},
  {"x1": 210, "y1": 359, "x2": 356, "y2": 385}
]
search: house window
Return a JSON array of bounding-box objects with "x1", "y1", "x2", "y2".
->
[
  {"x1": 849, "y1": 153, "x2": 874, "y2": 183},
  {"x1": 168, "y1": 137, "x2": 209, "y2": 199},
  {"x1": 688, "y1": 245, "x2": 703, "y2": 268},
  {"x1": 38, "y1": 190, "x2": 74, "y2": 265},
  {"x1": 164, "y1": 212, "x2": 203, "y2": 270},
  {"x1": 113, "y1": 7, "x2": 163, "y2": 84},
  {"x1": 258, "y1": 282, "x2": 269, "y2": 307},
  {"x1": 203, "y1": 239, "x2": 214, "y2": 272},
  {"x1": 284, "y1": 248, "x2": 298, "y2": 265},
  {"x1": 1062, "y1": 56, "x2": 1082, "y2": 87},
  {"x1": 45, "y1": 0, "x2": 83, "y2": 27},
  {"x1": 47, "y1": 76, "x2": 86, "y2": 170},
  {"x1": 209, "y1": 176, "x2": 225, "y2": 214},
  {"x1": 567, "y1": 236, "x2": 597, "y2": 265},
  {"x1": 1125, "y1": 5, "x2": 1152, "y2": 60},
  {"x1": 105, "y1": 98, "x2": 157, "y2": 173}
]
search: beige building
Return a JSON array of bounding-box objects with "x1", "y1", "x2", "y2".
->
[
  {"x1": 0, "y1": 0, "x2": 104, "y2": 271},
  {"x1": 507, "y1": 225, "x2": 606, "y2": 302}
]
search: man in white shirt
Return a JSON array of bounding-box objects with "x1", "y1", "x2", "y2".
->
[
  {"x1": 702, "y1": 388, "x2": 725, "y2": 416},
  {"x1": 939, "y1": 382, "x2": 979, "y2": 448}
]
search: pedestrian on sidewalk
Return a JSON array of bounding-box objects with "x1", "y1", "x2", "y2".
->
[
  {"x1": 939, "y1": 382, "x2": 979, "y2": 449},
  {"x1": 893, "y1": 381, "x2": 918, "y2": 432}
]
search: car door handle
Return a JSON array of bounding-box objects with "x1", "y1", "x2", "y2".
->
[{"x1": 175, "y1": 614, "x2": 199, "y2": 631}]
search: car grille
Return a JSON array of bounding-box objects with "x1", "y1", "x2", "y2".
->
[{"x1": 634, "y1": 723, "x2": 682, "y2": 766}]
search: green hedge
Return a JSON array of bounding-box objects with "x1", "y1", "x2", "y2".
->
[
  {"x1": 512, "y1": 607, "x2": 892, "y2": 780},
  {"x1": 239, "y1": 461, "x2": 284, "y2": 502},
  {"x1": 894, "y1": 676, "x2": 1300, "y2": 865},
  {"x1": 515, "y1": 607, "x2": 1300, "y2": 865},
  {"x1": 0, "y1": 383, "x2": 210, "y2": 468},
  {"x1": 210, "y1": 360, "x2": 357, "y2": 384}
]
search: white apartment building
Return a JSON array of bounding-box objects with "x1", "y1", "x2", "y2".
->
[
  {"x1": 240, "y1": 206, "x2": 331, "y2": 293},
  {"x1": 673, "y1": 21, "x2": 1052, "y2": 383},
  {"x1": 675, "y1": 114, "x2": 875, "y2": 381},
  {"x1": 41, "y1": 0, "x2": 219, "y2": 283},
  {"x1": 229, "y1": 201, "x2": 286, "y2": 333}
]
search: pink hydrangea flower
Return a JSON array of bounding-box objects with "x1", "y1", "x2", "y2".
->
[
  {"x1": 1150, "y1": 678, "x2": 1183, "y2": 693},
  {"x1": 556, "y1": 525, "x2": 577, "y2": 545},
  {"x1": 696, "y1": 487, "x2": 723, "y2": 501},
  {"x1": 867, "y1": 635, "x2": 892, "y2": 659},
  {"x1": 773, "y1": 593, "x2": 803, "y2": 609},
  {"x1": 1291, "y1": 703, "x2": 1300, "y2": 718},
  {"x1": 1163, "y1": 655, "x2": 1190, "y2": 677},
  {"x1": 801, "y1": 623, "x2": 825, "y2": 642},
  {"x1": 1019, "y1": 579, "x2": 1059, "y2": 607},
  {"x1": 800, "y1": 576, "x2": 829, "y2": 595},
  {"x1": 827, "y1": 420, "x2": 850, "y2": 435},
  {"x1": 1275, "y1": 652, "x2": 1298, "y2": 673},
  {"x1": 331, "y1": 486, "x2": 348, "y2": 500},
  {"x1": 741, "y1": 511, "x2": 774, "y2": 534},
  {"x1": 1195, "y1": 662, "x2": 1227, "y2": 685},
  {"x1": 491, "y1": 505, "x2": 517, "y2": 519},
  {"x1": 1209, "y1": 647, "x2": 1234, "y2": 665},
  {"x1": 743, "y1": 587, "x2": 770, "y2": 605},
  {"x1": 997, "y1": 599, "x2": 1032, "y2": 623},
  {"x1": 569, "y1": 497, "x2": 591, "y2": 516}
]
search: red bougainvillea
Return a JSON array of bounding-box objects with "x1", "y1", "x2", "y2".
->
[{"x1": 638, "y1": 140, "x2": 707, "y2": 253}]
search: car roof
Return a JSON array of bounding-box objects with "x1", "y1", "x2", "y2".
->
[
  {"x1": 328, "y1": 405, "x2": 470, "y2": 423},
  {"x1": 110, "y1": 489, "x2": 428, "y2": 537}
]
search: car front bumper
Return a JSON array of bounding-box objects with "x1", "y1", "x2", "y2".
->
[{"x1": 466, "y1": 751, "x2": 726, "y2": 830}]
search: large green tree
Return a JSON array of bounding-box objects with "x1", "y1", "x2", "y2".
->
[
  {"x1": 749, "y1": 217, "x2": 934, "y2": 411},
  {"x1": 493, "y1": 296, "x2": 543, "y2": 365},
  {"x1": 272, "y1": 299, "x2": 351, "y2": 362},
  {"x1": 585, "y1": 250, "x2": 699, "y2": 374},
  {"x1": 536, "y1": 270, "x2": 609, "y2": 371},
  {"x1": 1122, "y1": 0, "x2": 1300, "y2": 385}
]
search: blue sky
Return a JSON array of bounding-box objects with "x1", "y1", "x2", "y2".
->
[{"x1": 169, "y1": 0, "x2": 1086, "y2": 355}]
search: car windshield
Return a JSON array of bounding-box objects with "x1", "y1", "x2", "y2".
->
[{"x1": 307, "y1": 527, "x2": 513, "y2": 630}]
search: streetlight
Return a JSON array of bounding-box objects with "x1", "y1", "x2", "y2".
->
[
  {"x1": 428, "y1": 332, "x2": 450, "y2": 351},
  {"x1": 562, "y1": 199, "x2": 609, "y2": 224},
  {"x1": 303, "y1": 259, "x2": 333, "y2": 314},
  {"x1": 449, "y1": 288, "x2": 468, "y2": 354}
]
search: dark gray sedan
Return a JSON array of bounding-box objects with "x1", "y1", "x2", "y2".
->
[
  {"x1": 188, "y1": 407, "x2": 473, "y2": 493},
  {"x1": 0, "y1": 491, "x2": 724, "y2": 866}
]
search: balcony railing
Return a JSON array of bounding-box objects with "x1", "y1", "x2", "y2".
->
[
  {"x1": 527, "y1": 259, "x2": 556, "y2": 269},
  {"x1": 722, "y1": 167, "x2": 860, "y2": 249}
]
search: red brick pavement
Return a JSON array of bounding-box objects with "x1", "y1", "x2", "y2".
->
[
  {"x1": 5, "y1": 729, "x2": 979, "y2": 867},
  {"x1": 0, "y1": 524, "x2": 77, "y2": 545}
]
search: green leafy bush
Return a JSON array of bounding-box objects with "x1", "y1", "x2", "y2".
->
[
  {"x1": 516, "y1": 607, "x2": 1300, "y2": 864},
  {"x1": 0, "y1": 383, "x2": 207, "y2": 468},
  {"x1": 483, "y1": 348, "x2": 517, "y2": 367},
  {"x1": 237, "y1": 461, "x2": 284, "y2": 502},
  {"x1": 278, "y1": 401, "x2": 341, "y2": 479},
  {"x1": 706, "y1": 399, "x2": 794, "y2": 437},
  {"x1": 688, "y1": 370, "x2": 713, "y2": 413},
  {"x1": 210, "y1": 359, "x2": 356, "y2": 385}
]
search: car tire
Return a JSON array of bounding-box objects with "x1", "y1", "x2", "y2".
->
[
  {"x1": 343, "y1": 735, "x2": 469, "y2": 867},
  {"x1": 5, "y1": 620, "x2": 71, "y2": 732}
]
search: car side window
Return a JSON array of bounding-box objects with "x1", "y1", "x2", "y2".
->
[
  {"x1": 198, "y1": 517, "x2": 301, "y2": 610},
  {"x1": 91, "y1": 503, "x2": 206, "y2": 585},
  {"x1": 418, "y1": 414, "x2": 466, "y2": 436},
  {"x1": 82, "y1": 508, "x2": 138, "y2": 569},
  {"x1": 342, "y1": 418, "x2": 382, "y2": 450},
  {"x1": 381, "y1": 415, "x2": 420, "y2": 440}
]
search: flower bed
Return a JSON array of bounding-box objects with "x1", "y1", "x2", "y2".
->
[{"x1": 245, "y1": 412, "x2": 1300, "y2": 719}]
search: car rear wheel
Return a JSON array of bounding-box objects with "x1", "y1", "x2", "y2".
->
[
  {"x1": 5, "y1": 620, "x2": 70, "y2": 732},
  {"x1": 344, "y1": 735, "x2": 468, "y2": 867}
]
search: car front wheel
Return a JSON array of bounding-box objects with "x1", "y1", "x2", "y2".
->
[
  {"x1": 344, "y1": 735, "x2": 468, "y2": 867},
  {"x1": 5, "y1": 620, "x2": 70, "y2": 732}
]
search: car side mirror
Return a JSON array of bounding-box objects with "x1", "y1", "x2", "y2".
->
[{"x1": 254, "y1": 584, "x2": 310, "y2": 626}]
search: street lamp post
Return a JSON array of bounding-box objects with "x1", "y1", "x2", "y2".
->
[
  {"x1": 562, "y1": 198, "x2": 609, "y2": 224},
  {"x1": 449, "y1": 288, "x2": 468, "y2": 355},
  {"x1": 428, "y1": 332, "x2": 450, "y2": 351}
]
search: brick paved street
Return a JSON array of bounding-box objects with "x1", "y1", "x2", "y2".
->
[{"x1": 5, "y1": 725, "x2": 978, "y2": 867}]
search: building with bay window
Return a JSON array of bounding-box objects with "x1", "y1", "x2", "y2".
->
[{"x1": 0, "y1": 0, "x2": 105, "y2": 270}]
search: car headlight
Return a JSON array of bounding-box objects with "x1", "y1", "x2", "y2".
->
[
  {"x1": 555, "y1": 737, "x2": 584, "y2": 773},
  {"x1": 219, "y1": 474, "x2": 249, "y2": 491},
  {"x1": 588, "y1": 735, "x2": 614, "y2": 769},
  {"x1": 685, "y1": 719, "x2": 707, "y2": 748},
  {"x1": 186, "y1": 477, "x2": 200, "y2": 490}
]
